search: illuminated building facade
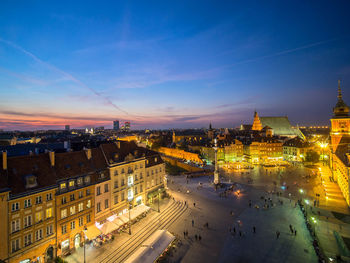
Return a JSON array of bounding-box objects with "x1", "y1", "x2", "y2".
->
[{"x1": 330, "y1": 80, "x2": 350, "y2": 205}]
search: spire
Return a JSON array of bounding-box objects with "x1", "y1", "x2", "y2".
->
[
  {"x1": 338, "y1": 79, "x2": 343, "y2": 101},
  {"x1": 209, "y1": 122, "x2": 212, "y2": 130}
]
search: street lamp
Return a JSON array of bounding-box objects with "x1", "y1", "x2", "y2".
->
[
  {"x1": 128, "y1": 202, "x2": 132, "y2": 235},
  {"x1": 158, "y1": 188, "x2": 161, "y2": 213},
  {"x1": 83, "y1": 226, "x2": 87, "y2": 263},
  {"x1": 320, "y1": 143, "x2": 328, "y2": 166}
]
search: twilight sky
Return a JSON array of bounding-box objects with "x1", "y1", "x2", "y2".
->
[{"x1": 0, "y1": 0, "x2": 350, "y2": 130}]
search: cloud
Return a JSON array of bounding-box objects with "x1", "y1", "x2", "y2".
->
[{"x1": 0, "y1": 38, "x2": 129, "y2": 115}]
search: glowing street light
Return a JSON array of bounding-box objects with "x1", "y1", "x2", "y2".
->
[{"x1": 299, "y1": 189, "x2": 304, "y2": 194}]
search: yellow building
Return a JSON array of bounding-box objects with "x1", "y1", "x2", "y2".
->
[
  {"x1": 54, "y1": 150, "x2": 98, "y2": 257},
  {"x1": 158, "y1": 147, "x2": 203, "y2": 164},
  {"x1": 247, "y1": 139, "x2": 283, "y2": 164},
  {"x1": 1, "y1": 152, "x2": 57, "y2": 263},
  {"x1": 330, "y1": 80, "x2": 350, "y2": 205},
  {"x1": 224, "y1": 140, "x2": 244, "y2": 162}
]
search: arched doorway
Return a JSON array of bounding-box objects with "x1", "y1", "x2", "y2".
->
[
  {"x1": 45, "y1": 246, "x2": 54, "y2": 262},
  {"x1": 74, "y1": 234, "x2": 81, "y2": 249}
]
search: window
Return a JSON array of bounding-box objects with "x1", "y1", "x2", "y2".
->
[
  {"x1": 69, "y1": 180, "x2": 75, "y2": 188},
  {"x1": 46, "y1": 225, "x2": 53, "y2": 236},
  {"x1": 159, "y1": 167, "x2": 162, "y2": 172},
  {"x1": 60, "y1": 182, "x2": 66, "y2": 190},
  {"x1": 114, "y1": 170, "x2": 118, "y2": 176},
  {"x1": 61, "y1": 209, "x2": 67, "y2": 219},
  {"x1": 140, "y1": 172, "x2": 143, "y2": 179},
  {"x1": 61, "y1": 196, "x2": 67, "y2": 204},
  {"x1": 86, "y1": 200, "x2": 91, "y2": 209},
  {"x1": 147, "y1": 171, "x2": 149, "y2": 177},
  {"x1": 128, "y1": 189, "x2": 133, "y2": 200},
  {"x1": 61, "y1": 225, "x2": 67, "y2": 234},
  {"x1": 151, "y1": 170, "x2": 154, "y2": 175},
  {"x1": 121, "y1": 178, "x2": 125, "y2": 186},
  {"x1": 134, "y1": 186, "x2": 138, "y2": 195},
  {"x1": 121, "y1": 168, "x2": 125, "y2": 174},
  {"x1": 35, "y1": 229, "x2": 43, "y2": 241},
  {"x1": 70, "y1": 194, "x2": 75, "y2": 201},
  {"x1": 35, "y1": 196, "x2": 42, "y2": 204},
  {"x1": 11, "y1": 202, "x2": 19, "y2": 212},
  {"x1": 24, "y1": 215, "x2": 32, "y2": 228},
  {"x1": 77, "y1": 177, "x2": 83, "y2": 185},
  {"x1": 97, "y1": 202, "x2": 101, "y2": 213},
  {"x1": 35, "y1": 212, "x2": 43, "y2": 223},
  {"x1": 79, "y1": 191, "x2": 83, "y2": 198},
  {"x1": 46, "y1": 193, "x2": 52, "y2": 201},
  {"x1": 114, "y1": 195, "x2": 118, "y2": 204},
  {"x1": 86, "y1": 189, "x2": 91, "y2": 196},
  {"x1": 135, "y1": 174, "x2": 138, "y2": 181},
  {"x1": 46, "y1": 208, "x2": 52, "y2": 219},
  {"x1": 121, "y1": 192, "x2": 125, "y2": 201},
  {"x1": 140, "y1": 184, "x2": 143, "y2": 192},
  {"x1": 97, "y1": 186, "x2": 101, "y2": 196},
  {"x1": 24, "y1": 199, "x2": 31, "y2": 208},
  {"x1": 70, "y1": 221, "x2": 75, "y2": 230},
  {"x1": 135, "y1": 164, "x2": 138, "y2": 170},
  {"x1": 84, "y1": 176, "x2": 91, "y2": 184},
  {"x1": 86, "y1": 214, "x2": 91, "y2": 223},
  {"x1": 105, "y1": 199, "x2": 109, "y2": 209},
  {"x1": 78, "y1": 202, "x2": 83, "y2": 212},
  {"x1": 114, "y1": 180, "x2": 118, "y2": 189},
  {"x1": 104, "y1": 184, "x2": 109, "y2": 193},
  {"x1": 140, "y1": 163, "x2": 143, "y2": 168},
  {"x1": 70, "y1": 206, "x2": 76, "y2": 215},
  {"x1": 11, "y1": 219, "x2": 20, "y2": 233},
  {"x1": 79, "y1": 217, "x2": 84, "y2": 227},
  {"x1": 24, "y1": 234, "x2": 32, "y2": 247},
  {"x1": 11, "y1": 239, "x2": 20, "y2": 253}
]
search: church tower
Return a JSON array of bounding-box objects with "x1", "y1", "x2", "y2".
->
[{"x1": 252, "y1": 111, "x2": 263, "y2": 131}]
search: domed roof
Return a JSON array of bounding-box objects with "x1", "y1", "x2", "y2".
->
[{"x1": 333, "y1": 80, "x2": 349, "y2": 118}]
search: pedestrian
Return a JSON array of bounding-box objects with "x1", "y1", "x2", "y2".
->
[
  {"x1": 253, "y1": 226, "x2": 256, "y2": 233},
  {"x1": 199, "y1": 235, "x2": 202, "y2": 241},
  {"x1": 185, "y1": 201, "x2": 187, "y2": 206},
  {"x1": 192, "y1": 219, "x2": 194, "y2": 227},
  {"x1": 233, "y1": 227, "x2": 236, "y2": 234},
  {"x1": 239, "y1": 231, "x2": 242, "y2": 237},
  {"x1": 229, "y1": 227, "x2": 232, "y2": 233},
  {"x1": 276, "y1": 231, "x2": 280, "y2": 239},
  {"x1": 289, "y1": 224, "x2": 293, "y2": 234},
  {"x1": 195, "y1": 234, "x2": 198, "y2": 241},
  {"x1": 183, "y1": 231, "x2": 186, "y2": 238},
  {"x1": 186, "y1": 230, "x2": 188, "y2": 236},
  {"x1": 193, "y1": 202, "x2": 196, "y2": 207},
  {"x1": 294, "y1": 229, "x2": 297, "y2": 236}
]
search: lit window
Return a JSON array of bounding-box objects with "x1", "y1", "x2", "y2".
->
[
  {"x1": 61, "y1": 209, "x2": 67, "y2": 219},
  {"x1": 78, "y1": 202, "x2": 83, "y2": 212},
  {"x1": 60, "y1": 182, "x2": 66, "y2": 190},
  {"x1": 69, "y1": 181, "x2": 75, "y2": 188},
  {"x1": 86, "y1": 200, "x2": 91, "y2": 209},
  {"x1": 70, "y1": 221, "x2": 75, "y2": 230},
  {"x1": 35, "y1": 212, "x2": 43, "y2": 223},
  {"x1": 46, "y1": 208, "x2": 52, "y2": 219},
  {"x1": 70, "y1": 206, "x2": 76, "y2": 215}
]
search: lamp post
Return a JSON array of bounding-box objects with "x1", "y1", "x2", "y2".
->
[
  {"x1": 158, "y1": 188, "x2": 161, "y2": 213},
  {"x1": 128, "y1": 202, "x2": 132, "y2": 235},
  {"x1": 83, "y1": 226, "x2": 87, "y2": 263}
]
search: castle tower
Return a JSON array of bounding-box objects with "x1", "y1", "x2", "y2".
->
[
  {"x1": 252, "y1": 111, "x2": 263, "y2": 131},
  {"x1": 330, "y1": 80, "x2": 350, "y2": 205}
]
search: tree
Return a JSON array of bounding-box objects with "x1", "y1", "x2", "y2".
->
[{"x1": 305, "y1": 150, "x2": 320, "y2": 163}]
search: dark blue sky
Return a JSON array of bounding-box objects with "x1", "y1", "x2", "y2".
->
[{"x1": 0, "y1": 0, "x2": 349, "y2": 130}]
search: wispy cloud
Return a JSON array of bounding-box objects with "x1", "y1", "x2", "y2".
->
[{"x1": 0, "y1": 38, "x2": 129, "y2": 115}]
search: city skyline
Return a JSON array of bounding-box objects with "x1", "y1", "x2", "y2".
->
[{"x1": 1, "y1": 1, "x2": 350, "y2": 130}]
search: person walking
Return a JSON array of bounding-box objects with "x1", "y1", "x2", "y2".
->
[
  {"x1": 294, "y1": 229, "x2": 297, "y2": 236},
  {"x1": 183, "y1": 231, "x2": 186, "y2": 238},
  {"x1": 199, "y1": 235, "x2": 202, "y2": 241},
  {"x1": 233, "y1": 227, "x2": 236, "y2": 234},
  {"x1": 253, "y1": 226, "x2": 256, "y2": 234},
  {"x1": 192, "y1": 219, "x2": 194, "y2": 227},
  {"x1": 193, "y1": 202, "x2": 196, "y2": 207},
  {"x1": 239, "y1": 231, "x2": 242, "y2": 237},
  {"x1": 289, "y1": 225, "x2": 293, "y2": 234},
  {"x1": 276, "y1": 231, "x2": 280, "y2": 239},
  {"x1": 195, "y1": 234, "x2": 198, "y2": 241}
]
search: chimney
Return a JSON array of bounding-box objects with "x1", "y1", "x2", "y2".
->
[
  {"x1": 2, "y1": 151, "x2": 7, "y2": 170},
  {"x1": 49, "y1": 151, "x2": 55, "y2": 167},
  {"x1": 85, "y1": 148, "x2": 92, "y2": 160}
]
